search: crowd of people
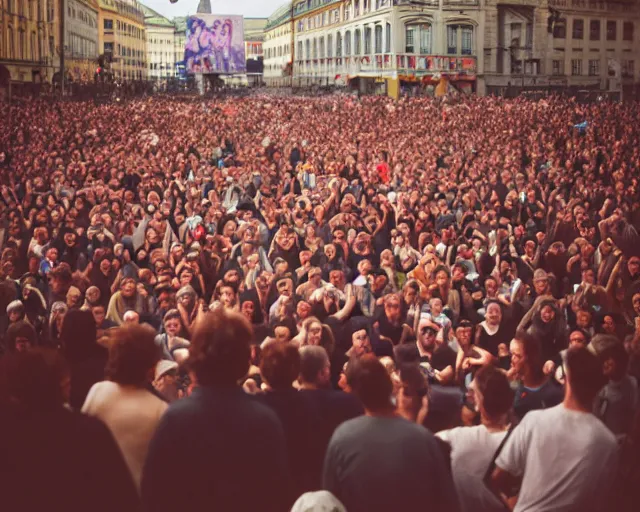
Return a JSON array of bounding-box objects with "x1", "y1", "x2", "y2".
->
[{"x1": 1, "y1": 92, "x2": 639, "y2": 511}]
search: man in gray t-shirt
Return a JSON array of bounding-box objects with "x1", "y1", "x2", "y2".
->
[{"x1": 323, "y1": 355, "x2": 459, "y2": 512}]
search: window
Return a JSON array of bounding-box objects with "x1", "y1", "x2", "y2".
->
[
  {"x1": 364, "y1": 26, "x2": 372, "y2": 54},
  {"x1": 405, "y1": 26, "x2": 415, "y2": 53},
  {"x1": 461, "y1": 26, "x2": 473, "y2": 55},
  {"x1": 588, "y1": 59, "x2": 600, "y2": 76},
  {"x1": 336, "y1": 32, "x2": 342, "y2": 57},
  {"x1": 447, "y1": 25, "x2": 458, "y2": 54},
  {"x1": 510, "y1": 22, "x2": 522, "y2": 47},
  {"x1": 312, "y1": 38, "x2": 317, "y2": 58},
  {"x1": 104, "y1": 19, "x2": 113, "y2": 31},
  {"x1": 327, "y1": 34, "x2": 333, "y2": 57},
  {"x1": 590, "y1": 20, "x2": 600, "y2": 41},
  {"x1": 31, "y1": 31, "x2": 36, "y2": 61},
  {"x1": 623, "y1": 22, "x2": 634, "y2": 41},
  {"x1": 297, "y1": 41, "x2": 302, "y2": 60},
  {"x1": 573, "y1": 19, "x2": 584, "y2": 39},
  {"x1": 385, "y1": 23, "x2": 391, "y2": 53},
  {"x1": 354, "y1": 29, "x2": 361, "y2": 55},
  {"x1": 8, "y1": 28, "x2": 14, "y2": 59},
  {"x1": 345, "y1": 30, "x2": 351, "y2": 56},
  {"x1": 552, "y1": 59, "x2": 564, "y2": 75},
  {"x1": 319, "y1": 37, "x2": 324, "y2": 58},
  {"x1": 104, "y1": 42, "x2": 113, "y2": 53},
  {"x1": 622, "y1": 60, "x2": 635, "y2": 78},
  {"x1": 607, "y1": 21, "x2": 617, "y2": 41},
  {"x1": 19, "y1": 30, "x2": 25, "y2": 60},
  {"x1": 571, "y1": 59, "x2": 582, "y2": 75},
  {"x1": 375, "y1": 25, "x2": 382, "y2": 54},
  {"x1": 554, "y1": 18, "x2": 566, "y2": 39}
]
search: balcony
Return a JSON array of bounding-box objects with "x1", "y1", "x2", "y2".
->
[{"x1": 294, "y1": 53, "x2": 477, "y2": 77}]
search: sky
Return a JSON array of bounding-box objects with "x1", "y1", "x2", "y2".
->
[{"x1": 142, "y1": 0, "x2": 287, "y2": 19}]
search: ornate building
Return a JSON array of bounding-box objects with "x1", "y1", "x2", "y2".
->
[{"x1": 279, "y1": 0, "x2": 482, "y2": 95}]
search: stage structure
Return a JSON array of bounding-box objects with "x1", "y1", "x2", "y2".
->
[{"x1": 184, "y1": 14, "x2": 246, "y2": 94}]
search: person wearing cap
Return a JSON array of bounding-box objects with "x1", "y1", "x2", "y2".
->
[
  {"x1": 517, "y1": 269, "x2": 556, "y2": 332},
  {"x1": 153, "y1": 360, "x2": 180, "y2": 403}
]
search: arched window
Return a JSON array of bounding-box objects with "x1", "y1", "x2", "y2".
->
[
  {"x1": 319, "y1": 36, "x2": 325, "y2": 58},
  {"x1": 327, "y1": 33, "x2": 333, "y2": 57},
  {"x1": 354, "y1": 29, "x2": 361, "y2": 55},
  {"x1": 305, "y1": 39, "x2": 310, "y2": 59},
  {"x1": 336, "y1": 32, "x2": 343, "y2": 57},
  {"x1": 405, "y1": 23, "x2": 431, "y2": 54},
  {"x1": 313, "y1": 38, "x2": 317, "y2": 58},
  {"x1": 345, "y1": 30, "x2": 352, "y2": 56}
]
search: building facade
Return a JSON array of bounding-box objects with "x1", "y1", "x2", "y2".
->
[
  {"x1": 289, "y1": 0, "x2": 482, "y2": 94},
  {"x1": 97, "y1": 0, "x2": 146, "y2": 81},
  {"x1": 0, "y1": 0, "x2": 56, "y2": 87},
  {"x1": 64, "y1": 0, "x2": 99, "y2": 82},
  {"x1": 141, "y1": 4, "x2": 175, "y2": 80},
  {"x1": 265, "y1": 0, "x2": 639, "y2": 96},
  {"x1": 482, "y1": 0, "x2": 640, "y2": 97},
  {"x1": 263, "y1": 2, "x2": 293, "y2": 86}
]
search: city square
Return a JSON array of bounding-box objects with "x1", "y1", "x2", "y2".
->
[{"x1": 1, "y1": 1, "x2": 640, "y2": 511}]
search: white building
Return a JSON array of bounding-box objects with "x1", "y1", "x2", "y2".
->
[
  {"x1": 141, "y1": 4, "x2": 176, "y2": 80},
  {"x1": 290, "y1": 0, "x2": 482, "y2": 94},
  {"x1": 264, "y1": 3, "x2": 294, "y2": 86}
]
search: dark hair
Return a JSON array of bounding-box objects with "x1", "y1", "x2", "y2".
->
[
  {"x1": 60, "y1": 309, "x2": 98, "y2": 363},
  {"x1": 598, "y1": 341, "x2": 629, "y2": 381},
  {"x1": 5, "y1": 321, "x2": 37, "y2": 352},
  {"x1": 514, "y1": 329, "x2": 543, "y2": 376},
  {"x1": 565, "y1": 347, "x2": 606, "y2": 409},
  {"x1": 260, "y1": 342, "x2": 301, "y2": 390},
  {"x1": 346, "y1": 354, "x2": 393, "y2": 412},
  {"x1": 394, "y1": 343, "x2": 420, "y2": 365},
  {"x1": 299, "y1": 345, "x2": 330, "y2": 385},
  {"x1": 474, "y1": 365, "x2": 513, "y2": 420},
  {"x1": 399, "y1": 363, "x2": 428, "y2": 398},
  {"x1": 106, "y1": 324, "x2": 161, "y2": 387},
  {"x1": 189, "y1": 309, "x2": 252, "y2": 387},
  {"x1": 0, "y1": 348, "x2": 69, "y2": 407}
]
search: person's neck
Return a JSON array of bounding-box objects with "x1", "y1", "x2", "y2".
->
[
  {"x1": 365, "y1": 405, "x2": 397, "y2": 418},
  {"x1": 522, "y1": 371, "x2": 546, "y2": 389},
  {"x1": 481, "y1": 412, "x2": 510, "y2": 433},
  {"x1": 563, "y1": 393, "x2": 590, "y2": 413},
  {"x1": 299, "y1": 381, "x2": 321, "y2": 391}
]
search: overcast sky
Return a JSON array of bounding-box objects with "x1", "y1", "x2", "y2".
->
[{"x1": 142, "y1": 0, "x2": 287, "y2": 19}]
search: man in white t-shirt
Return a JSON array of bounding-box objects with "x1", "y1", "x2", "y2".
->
[{"x1": 490, "y1": 347, "x2": 618, "y2": 512}]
